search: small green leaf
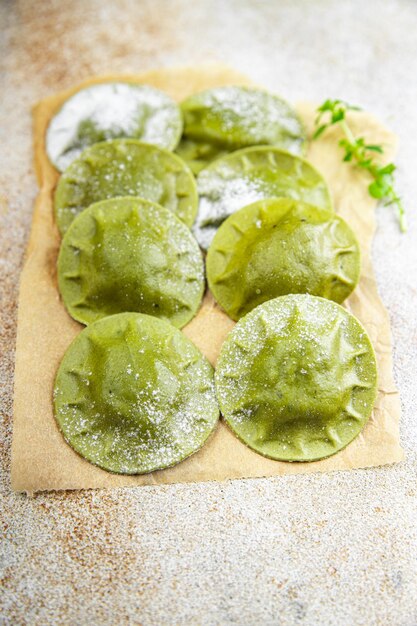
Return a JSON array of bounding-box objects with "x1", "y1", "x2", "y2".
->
[
  {"x1": 313, "y1": 124, "x2": 328, "y2": 139},
  {"x1": 379, "y1": 163, "x2": 396, "y2": 175},
  {"x1": 317, "y1": 99, "x2": 333, "y2": 112},
  {"x1": 358, "y1": 158, "x2": 373, "y2": 169},
  {"x1": 369, "y1": 181, "x2": 386, "y2": 199},
  {"x1": 332, "y1": 109, "x2": 345, "y2": 123},
  {"x1": 365, "y1": 144, "x2": 383, "y2": 153}
]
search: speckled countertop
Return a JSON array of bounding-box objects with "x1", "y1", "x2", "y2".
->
[{"x1": 1, "y1": 1, "x2": 416, "y2": 624}]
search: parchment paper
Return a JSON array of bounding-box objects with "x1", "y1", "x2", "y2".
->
[{"x1": 11, "y1": 66, "x2": 403, "y2": 493}]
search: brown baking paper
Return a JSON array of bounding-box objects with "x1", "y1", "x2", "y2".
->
[{"x1": 11, "y1": 66, "x2": 404, "y2": 493}]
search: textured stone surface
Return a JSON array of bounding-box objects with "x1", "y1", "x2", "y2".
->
[{"x1": 1, "y1": 1, "x2": 416, "y2": 624}]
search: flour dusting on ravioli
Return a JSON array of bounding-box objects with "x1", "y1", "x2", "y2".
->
[
  {"x1": 176, "y1": 86, "x2": 306, "y2": 174},
  {"x1": 215, "y1": 295, "x2": 378, "y2": 462},
  {"x1": 195, "y1": 146, "x2": 332, "y2": 249},
  {"x1": 207, "y1": 198, "x2": 360, "y2": 319},
  {"x1": 54, "y1": 139, "x2": 197, "y2": 234},
  {"x1": 58, "y1": 197, "x2": 204, "y2": 328},
  {"x1": 54, "y1": 313, "x2": 219, "y2": 474},
  {"x1": 47, "y1": 82, "x2": 183, "y2": 171}
]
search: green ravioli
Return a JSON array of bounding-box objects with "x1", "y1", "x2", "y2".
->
[
  {"x1": 54, "y1": 313, "x2": 219, "y2": 474},
  {"x1": 195, "y1": 146, "x2": 332, "y2": 250},
  {"x1": 207, "y1": 198, "x2": 360, "y2": 320},
  {"x1": 46, "y1": 82, "x2": 183, "y2": 171},
  {"x1": 54, "y1": 139, "x2": 198, "y2": 235},
  {"x1": 176, "y1": 86, "x2": 306, "y2": 173},
  {"x1": 58, "y1": 197, "x2": 204, "y2": 328},
  {"x1": 215, "y1": 295, "x2": 378, "y2": 462}
]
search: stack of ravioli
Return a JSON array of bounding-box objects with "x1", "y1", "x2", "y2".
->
[{"x1": 49, "y1": 82, "x2": 377, "y2": 474}]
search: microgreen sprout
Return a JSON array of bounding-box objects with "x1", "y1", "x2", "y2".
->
[{"x1": 314, "y1": 99, "x2": 406, "y2": 232}]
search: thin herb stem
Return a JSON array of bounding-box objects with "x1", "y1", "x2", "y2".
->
[{"x1": 340, "y1": 119, "x2": 356, "y2": 146}]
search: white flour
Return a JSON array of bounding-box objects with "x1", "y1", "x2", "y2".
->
[{"x1": 46, "y1": 82, "x2": 182, "y2": 171}]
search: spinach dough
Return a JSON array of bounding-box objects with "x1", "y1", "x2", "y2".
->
[
  {"x1": 58, "y1": 197, "x2": 204, "y2": 328},
  {"x1": 46, "y1": 82, "x2": 183, "y2": 171},
  {"x1": 215, "y1": 295, "x2": 378, "y2": 462},
  {"x1": 54, "y1": 139, "x2": 198, "y2": 235},
  {"x1": 195, "y1": 146, "x2": 333, "y2": 250},
  {"x1": 54, "y1": 312, "x2": 219, "y2": 474},
  {"x1": 176, "y1": 86, "x2": 306, "y2": 173},
  {"x1": 207, "y1": 198, "x2": 360, "y2": 320}
]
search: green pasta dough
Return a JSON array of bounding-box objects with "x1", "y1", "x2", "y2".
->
[
  {"x1": 58, "y1": 197, "x2": 204, "y2": 328},
  {"x1": 195, "y1": 146, "x2": 332, "y2": 249},
  {"x1": 54, "y1": 139, "x2": 198, "y2": 234},
  {"x1": 207, "y1": 198, "x2": 360, "y2": 320},
  {"x1": 54, "y1": 313, "x2": 219, "y2": 474},
  {"x1": 215, "y1": 295, "x2": 378, "y2": 462},
  {"x1": 48, "y1": 81, "x2": 375, "y2": 473},
  {"x1": 46, "y1": 82, "x2": 183, "y2": 171},
  {"x1": 176, "y1": 86, "x2": 306, "y2": 173}
]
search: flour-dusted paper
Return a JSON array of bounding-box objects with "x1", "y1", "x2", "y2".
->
[{"x1": 11, "y1": 66, "x2": 403, "y2": 492}]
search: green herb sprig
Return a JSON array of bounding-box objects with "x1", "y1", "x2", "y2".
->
[{"x1": 313, "y1": 99, "x2": 406, "y2": 232}]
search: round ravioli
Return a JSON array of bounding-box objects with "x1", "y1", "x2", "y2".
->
[
  {"x1": 58, "y1": 197, "x2": 204, "y2": 328},
  {"x1": 54, "y1": 312, "x2": 219, "y2": 474},
  {"x1": 207, "y1": 198, "x2": 360, "y2": 320},
  {"x1": 215, "y1": 295, "x2": 378, "y2": 462},
  {"x1": 195, "y1": 146, "x2": 332, "y2": 249},
  {"x1": 54, "y1": 139, "x2": 198, "y2": 235},
  {"x1": 176, "y1": 86, "x2": 306, "y2": 173},
  {"x1": 46, "y1": 82, "x2": 183, "y2": 171}
]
